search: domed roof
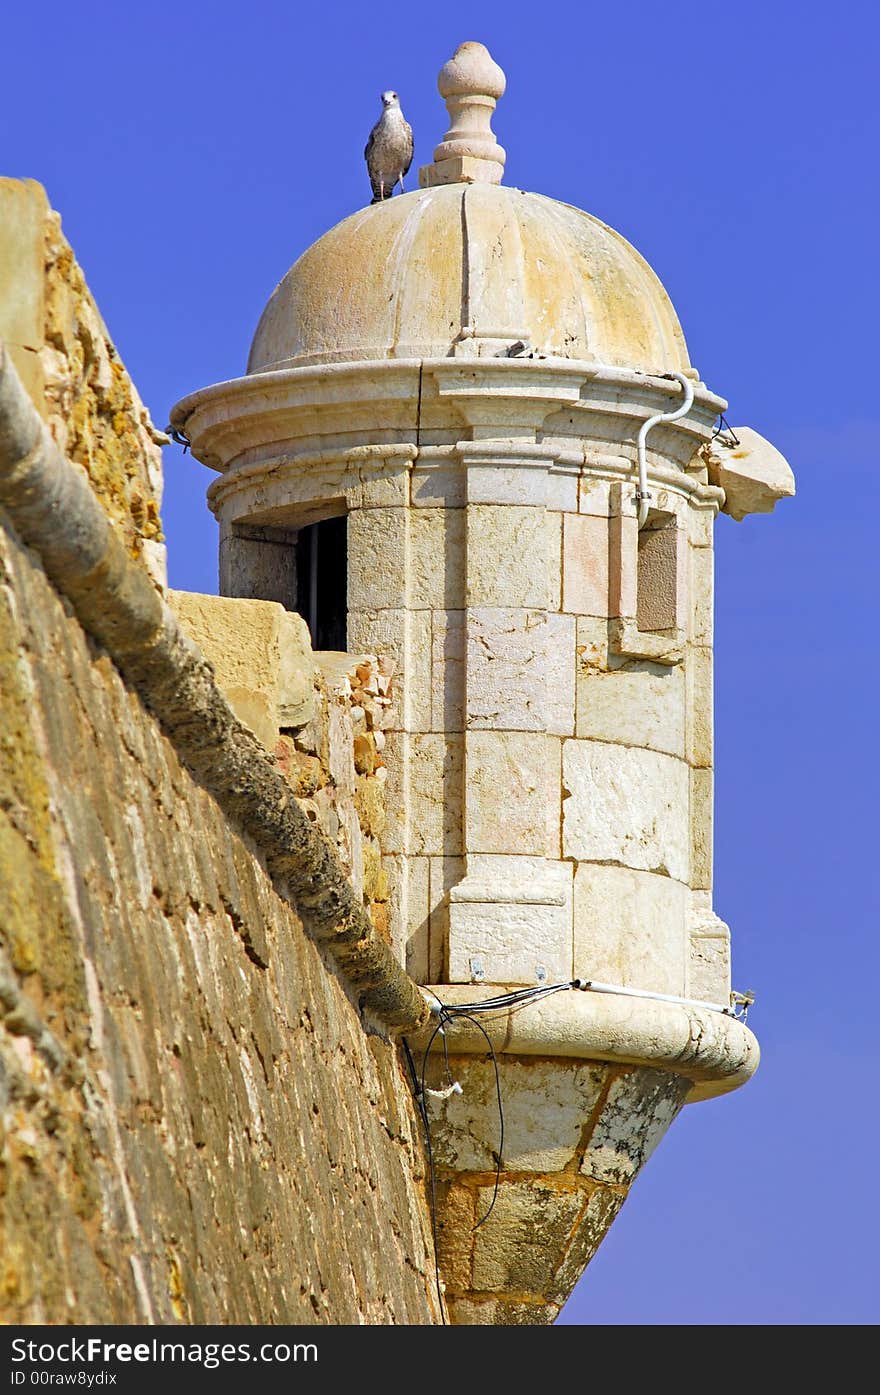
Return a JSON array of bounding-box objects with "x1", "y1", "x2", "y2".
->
[
  {"x1": 248, "y1": 41, "x2": 691, "y2": 378},
  {"x1": 247, "y1": 182, "x2": 690, "y2": 376}
]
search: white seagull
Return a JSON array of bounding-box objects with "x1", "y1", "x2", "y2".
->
[{"x1": 364, "y1": 91, "x2": 413, "y2": 204}]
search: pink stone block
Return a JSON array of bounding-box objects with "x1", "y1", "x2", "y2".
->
[{"x1": 563, "y1": 513, "x2": 609, "y2": 617}]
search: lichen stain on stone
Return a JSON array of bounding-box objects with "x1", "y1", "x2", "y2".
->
[{"x1": 166, "y1": 1248, "x2": 189, "y2": 1321}]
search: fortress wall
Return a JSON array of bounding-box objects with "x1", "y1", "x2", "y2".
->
[
  {"x1": 0, "y1": 180, "x2": 437, "y2": 1324},
  {"x1": 0, "y1": 509, "x2": 437, "y2": 1324}
]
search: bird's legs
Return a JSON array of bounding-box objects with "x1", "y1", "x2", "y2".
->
[{"x1": 398, "y1": 172, "x2": 405, "y2": 193}]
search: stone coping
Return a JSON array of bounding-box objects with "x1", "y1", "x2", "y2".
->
[
  {"x1": 0, "y1": 342, "x2": 429, "y2": 1036},
  {"x1": 413, "y1": 984, "x2": 759, "y2": 1102}
]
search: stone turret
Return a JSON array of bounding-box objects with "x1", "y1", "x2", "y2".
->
[{"x1": 170, "y1": 41, "x2": 793, "y2": 1324}]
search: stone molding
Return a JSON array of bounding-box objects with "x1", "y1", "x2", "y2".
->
[
  {"x1": 171, "y1": 358, "x2": 726, "y2": 482},
  {"x1": 206, "y1": 440, "x2": 724, "y2": 522}
]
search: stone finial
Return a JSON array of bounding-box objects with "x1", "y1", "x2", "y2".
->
[{"x1": 419, "y1": 42, "x2": 507, "y2": 188}]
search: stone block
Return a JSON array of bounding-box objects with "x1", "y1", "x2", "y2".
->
[
  {"x1": 470, "y1": 1182, "x2": 583, "y2": 1294},
  {"x1": 579, "y1": 476, "x2": 611, "y2": 517},
  {"x1": 448, "y1": 1297, "x2": 558, "y2": 1326},
  {"x1": 688, "y1": 505, "x2": 716, "y2": 548},
  {"x1": 545, "y1": 613, "x2": 576, "y2": 736},
  {"x1": 218, "y1": 525, "x2": 297, "y2": 611},
  {"x1": 576, "y1": 615, "x2": 609, "y2": 672},
  {"x1": 346, "y1": 465, "x2": 409, "y2": 510},
  {"x1": 431, "y1": 611, "x2": 465, "y2": 733},
  {"x1": 376, "y1": 730, "x2": 407, "y2": 854},
  {"x1": 686, "y1": 646, "x2": 713, "y2": 768},
  {"x1": 466, "y1": 607, "x2": 548, "y2": 732},
  {"x1": 411, "y1": 459, "x2": 465, "y2": 508},
  {"x1": 689, "y1": 540, "x2": 714, "y2": 646},
  {"x1": 550, "y1": 1187, "x2": 626, "y2": 1307},
  {"x1": 354, "y1": 773, "x2": 385, "y2": 836},
  {"x1": 576, "y1": 662, "x2": 685, "y2": 757},
  {"x1": 563, "y1": 513, "x2": 608, "y2": 617},
  {"x1": 409, "y1": 507, "x2": 465, "y2": 608},
  {"x1": 580, "y1": 1068, "x2": 689, "y2": 1185},
  {"x1": 547, "y1": 467, "x2": 579, "y2": 512},
  {"x1": 278, "y1": 611, "x2": 315, "y2": 727},
  {"x1": 429, "y1": 1058, "x2": 605, "y2": 1173},
  {"x1": 420, "y1": 154, "x2": 504, "y2": 187},
  {"x1": 338, "y1": 801, "x2": 364, "y2": 897},
  {"x1": 347, "y1": 508, "x2": 408, "y2": 609},
  {"x1": 428, "y1": 855, "x2": 464, "y2": 981},
  {"x1": 608, "y1": 510, "x2": 637, "y2": 619},
  {"x1": 465, "y1": 463, "x2": 549, "y2": 506},
  {"x1": 573, "y1": 863, "x2": 689, "y2": 994},
  {"x1": 562, "y1": 741, "x2": 690, "y2": 882},
  {"x1": 409, "y1": 734, "x2": 464, "y2": 856},
  {"x1": 169, "y1": 591, "x2": 297, "y2": 751},
  {"x1": 466, "y1": 506, "x2": 559, "y2": 609},
  {"x1": 448, "y1": 858, "x2": 573, "y2": 984},
  {"x1": 384, "y1": 854, "x2": 430, "y2": 977},
  {"x1": 688, "y1": 907, "x2": 731, "y2": 1004},
  {"x1": 690, "y1": 766, "x2": 713, "y2": 890},
  {"x1": 608, "y1": 616, "x2": 685, "y2": 667},
  {"x1": 327, "y1": 702, "x2": 355, "y2": 796},
  {"x1": 637, "y1": 516, "x2": 679, "y2": 632},
  {"x1": 447, "y1": 893, "x2": 570, "y2": 985},
  {"x1": 435, "y1": 1184, "x2": 475, "y2": 1292},
  {"x1": 465, "y1": 731, "x2": 557, "y2": 856}
]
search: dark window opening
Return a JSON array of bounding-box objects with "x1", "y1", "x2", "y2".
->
[{"x1": 296, "y1": 514, "x2": 348, "y2": 651}]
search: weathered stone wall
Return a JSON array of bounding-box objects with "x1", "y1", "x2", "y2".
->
[
  {"x1": 0, "y1": 511, "x2": 437, "y2": 1323},
  {"x1": 0, "y1": 179, "x2": 166, "y2": 586},
  {"x1": 0, "y1": 185, "x2": 435, "y2": 1325},
  {"x1": 167, "y1": 593, "x2": 394, "y2": 951}
]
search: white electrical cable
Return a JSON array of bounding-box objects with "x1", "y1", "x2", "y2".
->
[
  {"x1": 574, "y1": 979, "x2": 735, "y2": 1017},
  {"x1": 636, "y1": 372, "x2": 695, "y2": 528}
]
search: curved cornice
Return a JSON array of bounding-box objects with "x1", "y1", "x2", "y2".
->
[
  {"x1": 171, "y1": 359, "x2": 727, "y2": 483},
  {"x1": 414, "y1": 984, "x2": 759, "y2": 1103}
]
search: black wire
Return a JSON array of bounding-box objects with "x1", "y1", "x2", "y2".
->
[
  {"x1": 440, "y1": 1022, "x2": 452, "y2": 1085},
  {"x1": 420, "y1": 1019, "x2": 457, "y2": 1324},
  {"x1": 400, "y1": 981, "x2": 588, "y2": 1319},
  {"x1": 439, "y1": 979, "x2": 578, "y2": 1016},
  {"x1": 452, "y1": 1011, "x2": 504, "y2": 1229},
  {"x1": 402, "y1": 1031, "x2": 448, "y2": 1325},
  {"x1": 167, "y1": 426, "x2": 191, "y2": 454},
  {"x1": 711, "y1": 414, "x2": 740, "y2": 445}
]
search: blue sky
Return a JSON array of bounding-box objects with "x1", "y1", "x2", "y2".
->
[{"x1": 4, "y1": 0, "x2": 878, "y2": 1323}]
